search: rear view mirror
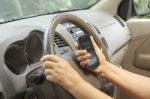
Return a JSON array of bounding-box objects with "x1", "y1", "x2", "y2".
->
[{"x1": 134, "y1": 0, "x2": 150, "y2": 15}]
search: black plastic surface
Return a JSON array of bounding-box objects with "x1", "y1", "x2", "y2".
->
[
  {"x1": 0, "y1": 93, "x2": 4, "y2": 99},
  {"x1": 25, "y1": 31, "x2": 43, "y2": 64},
  {"x1": 4, "y1": 41, "x2": 28, "y2": 75}
]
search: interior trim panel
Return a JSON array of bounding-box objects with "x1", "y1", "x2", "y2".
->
[
  {"x1": 127, "y1": 19, "x2": 150, "y2": 38},
  {"x1": 134, "y1": 38, "x2": 150, "y2": 70}
]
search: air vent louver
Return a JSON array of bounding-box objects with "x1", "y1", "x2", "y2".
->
[
  {"x1": 54, "y1": 34, "x2": 68, "y2": 47},
  {"x1": 113, "y1": 16, "x2": 125, "y2": 27}
]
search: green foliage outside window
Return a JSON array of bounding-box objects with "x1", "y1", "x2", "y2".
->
[{"x1": 134, "y1": 0, "x2": 150, "y2": 18}]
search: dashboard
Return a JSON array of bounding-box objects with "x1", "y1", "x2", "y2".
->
[{"x1": 0, "y1": 10, "x2": 131, "y2": 99}]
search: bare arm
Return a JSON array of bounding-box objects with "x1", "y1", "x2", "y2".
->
[
  {"x1": 41, "y1": 55, "x2": 112, "y2": 99},
  {"x1": 101, "y1": 62, "x2": 150, "y2": 99},
  {"x1": 69, "y1": 80, "x2": 112, "y2": 99},
  {"x1": 76, "y1": 36, "x2": 150, "y2": 99}
]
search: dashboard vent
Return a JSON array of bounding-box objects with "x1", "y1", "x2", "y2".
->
[
  {"x1": 113, "y1": 16, "x2": 125, "y2": 27},
  {"x1": 54, "y1": 34, "x2": 68, "y2": 47}
]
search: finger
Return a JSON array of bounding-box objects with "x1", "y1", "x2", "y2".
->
[
  {"x1": 41, "y1": 55, "x2": 62, "y2": 62},
  {"x1": 90, "y1": 36, "x2": 100, "y2": 51},
  {"x1": 75, "y1": 50, "x2": 87, "y2": 57},
  {"x1": 80, "y1": 59, "x2": 89, "y2": 67},
  {"x1": 90, "y1": 36, "x2": 103, "y2": 56},
  {"x1": 75, "y1": 42, "x2": 79, "y2": 49},
  {"x1": 46, "y1": 75, "x2": 53, "y2": 82},
  {"x1": 77, "y1": 53, "x2": 91, "y2": 61},
  {"x1": 90, "y1": 36, "x2": 106, "y2": 62},
  {"x1": 45, "y1": 69, "x2": 53, "y2": 75},
  {"x1": 43, "y1": 61, "x2": 57, "y2": 69}
]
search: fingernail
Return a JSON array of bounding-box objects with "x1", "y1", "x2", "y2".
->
[
  {"x1": 88, "y1": 53, "x2": 91, "y2": 57},
  {"x1": 84, "y1": 50, "x2": 87, "y2": 53},
  {"x1": 40, "y1": 57, "x2": 44, "y2": 62},
  {"x1": 90, "y1": 36, "x2": 93, "y2": 39},
  {"x1": 77, "y1": 57, "x2": 80, "y2": 61}
]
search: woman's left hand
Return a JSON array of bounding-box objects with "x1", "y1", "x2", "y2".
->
[{"x1": 41, "y1": 55, "x2": 84, "y2": 91}]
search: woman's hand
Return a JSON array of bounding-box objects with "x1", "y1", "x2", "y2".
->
[
  {"x1": 75, "y1": 36, "x2": 109, "y2": 75},
  {"x1": 41, "y1": 55, "x2": 84, "y2": 91}
]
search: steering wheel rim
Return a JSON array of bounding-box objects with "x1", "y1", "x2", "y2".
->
[
  {"x1": 43, "y1": 13, "x2": 109, "y2": 98},
  {"x1": 44, "y1": 13, "x2": 108, "y2": 55}
]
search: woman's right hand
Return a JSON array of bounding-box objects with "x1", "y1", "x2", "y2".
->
[{"x1": 75, "y1": 36, "x2": 109, "y2": 75}]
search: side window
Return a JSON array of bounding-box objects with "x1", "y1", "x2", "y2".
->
[{"x1": 133, "y1": 0, "x2": 150, "y2": 18}]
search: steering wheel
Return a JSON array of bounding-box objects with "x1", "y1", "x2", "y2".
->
[{"x1": 43, "y1": 13, "x2": 109, "y2": 99}]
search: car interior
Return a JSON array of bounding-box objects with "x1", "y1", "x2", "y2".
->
[{"x1": 0, "y1": 0, "x2": 150, "y2": 99}]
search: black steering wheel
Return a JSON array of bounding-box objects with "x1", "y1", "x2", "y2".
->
[{"x1": 43, "y1": 13, "x2": 109, "y2": 99}]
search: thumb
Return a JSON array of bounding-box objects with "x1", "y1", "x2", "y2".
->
[
  {"x1": 90, "y1": 36, "x2": 105, "y2": 62},
  {"x1": 90, "y1": 36, "x2": 100, "y2": 54},
  {"x1": 75, "y1": 42, "x2": 79, "y2": 49}
]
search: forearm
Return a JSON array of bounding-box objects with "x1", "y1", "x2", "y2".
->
[
  {"x1": 101, "y1": 62, "x2": 150, "y2": 99},
  {"x1": 68, "y1": 81, "x2": 112, "y2": 99}
]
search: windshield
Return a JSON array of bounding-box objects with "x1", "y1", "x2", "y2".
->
[{"x1": 0, "y1": 0, "x2": 99, "y2": 23}]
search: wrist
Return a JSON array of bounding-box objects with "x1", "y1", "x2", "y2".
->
[
  {"x1": 65, "y1": 78, "x2": 85, "y2": 92},
  {"x1": 67, "y1": 80, "x2": 87, "y2": 94},
  {"x1": 96, "y1": 62, "x2": 113, "y2": 78}
]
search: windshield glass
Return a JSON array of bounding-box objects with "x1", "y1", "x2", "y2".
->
[{"x1": 0, "y1": 0, "x2": 99, "y2": 23}]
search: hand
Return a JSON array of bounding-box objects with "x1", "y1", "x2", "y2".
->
[
  {"x1": 75, "y1": 36, "x2": 108, "y2": 75},
  {"x1": 41, "y1": 55, "x2": 84, "y2": 91}
]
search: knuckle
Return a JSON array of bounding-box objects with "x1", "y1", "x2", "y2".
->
[
  {"x1": 75, "y1": 51, "x2": 78, "y2": 56},
  {"x1": 55, "y1": 69, "x2": 62, "y2": 75},
  {"x1": 44, "y1": 61, "x2": 50, "y2": 65},
  {"x1": 43, "y1": 62, "x2": 48, "y2": 68},
  {"x1": 56, "y1": 63, "x2": 61, "y2": 67},
  {"x1": 77, "y1": 57, "x2": 81, "y2": 61},
  {"x1": 46, "y1": 76, "x2": 52, "y2": 81},
  {"x1": 83, "y1": 55, "x2": 87, "y2": 59},
  {"x1": 44, "y1": 69, "x2": 48, "y2": 74},
  {"x1": 80, "y1": 62, "x2": 85, "y2": 66}
]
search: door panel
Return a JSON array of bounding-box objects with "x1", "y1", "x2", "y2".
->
[
  {"x1": 123, "y1": 18, "x2": 150, "y2": 76},
  {"x1": 122, "y1": 34, "x2": 150, "y2": 76},
  {"x1": 115, "y1": 19, "x2": 150, "y2": 99},
  {"x1": 134, "y1": 38, "x2": 150, "y2": 70}
]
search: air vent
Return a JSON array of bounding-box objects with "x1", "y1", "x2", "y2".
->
[
  {"x1": 113, "y1": 16, "x2": 125, "y2": 27},
  {"x1": 54, "y1": 34, "x2": 68, "y2": 48}
]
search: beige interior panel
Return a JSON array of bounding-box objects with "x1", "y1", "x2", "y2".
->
[
  {"x1": 127, "y1": 19, "x2": 150, "y2": 38},
  {"x1": 121, "y1": 34, "x2": 150, "y2": 77},
  {"x1": 110, "y1": 44, "x2": 128, "y2": 65},
  {"x1": 134, "y1": 38, "x2": 150, "y2": 70},
  {"x1": 115, "y1": 35, "x2": 150, "y2": 99},
  {"x1": 90, "y1": 0, "x2": 122, "y2": 15},
  {"x1": 122, "y1": 34, "x2": 150, "y2": 77}
]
